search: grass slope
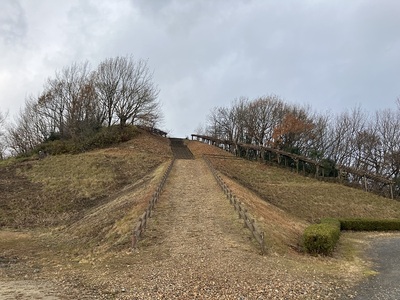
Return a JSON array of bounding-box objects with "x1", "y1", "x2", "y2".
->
[
  {"x1": 0, "y1": 129, "x2": 172, "y2": 228},
  {"x1": 189, "y1": 141, "x2": 400, "y2": 221},
  {"x1": 188, "y1": 140, "x2": 400, "y2": 253},
  {"x1": 0, "y1": 137, "x2": 384, "y2": 297}
]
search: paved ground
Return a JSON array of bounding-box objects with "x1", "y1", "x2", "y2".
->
[{"x1": 352, "y1": 234, "x2": 400, "y2": 299}]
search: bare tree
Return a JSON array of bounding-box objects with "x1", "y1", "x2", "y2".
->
[
  {"x1": 7, "y1": 98, "x2": 49, "y2": 155},
  {"x1": 37, "y1": 61, "x2": 93, "y2": 138},
  {"x1": 325, "y1": 106, "x2": 367, "y2": 167},
  {"x1": 0, "y1": 110, "x2": 7, "y2": 158},
  {"x1": 206, "y1": 97, "x2": 249, "y2": 143},
  {"x1": 245, "y1": 95, "x2": 287, "y2": 146},
  {"x1": 37, "y1": 62, "x2": 105, "y2": 139},
  {"x1": 107, "y1": 57, "x2": 159, "y2": 127},
  {"x1": 307, "y1": 112, "x2": 330, "y2": 160},
  {"x1": 95, "y1": 56, "x2": 125, "y2": 127},
  {"x1": 375, "y1": 109, "x2": 400, "y2": 178},
  {"x1": 95, "y1": 56, "x2": 161, "y2": 128}
]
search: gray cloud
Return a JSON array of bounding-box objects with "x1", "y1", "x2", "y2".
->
[
  {"x1": 0, "y1": 0, "x2": 27, "y2": 45},
  {"x1": 0, "y1": 0, "x2": 399, "y2": 137}
]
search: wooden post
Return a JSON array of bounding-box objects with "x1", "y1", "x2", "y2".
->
[
  {"x1": 131, "y1": 231, "x2": 137, "y2": 249},
  {"x1": 390, "y1": 183, "x2": 394, "y2": 199},
  {"x1": 261, "y1": 232, "x2": 266, "y2": 255}
]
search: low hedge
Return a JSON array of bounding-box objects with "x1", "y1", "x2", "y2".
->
[
  {"x1": 340, "y1": 218, "x2": 400, "y2": 231},
  {"x1": 303, "y1": 218, "x2": 341, "y2": 256},
  {"x1": 303, "y1": 218, "x2": 400, "y2": 255}
]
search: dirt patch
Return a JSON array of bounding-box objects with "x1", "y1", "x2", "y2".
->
[
  {"x1": 0, "y1": 280, "x2": 67, "y2": 300},
  {"x1": 0, "y1": 165, "x2": 46, "y2": 227}
]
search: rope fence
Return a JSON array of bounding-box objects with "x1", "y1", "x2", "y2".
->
[
  {"x1": 203, "y1": 155, "x2": 267, "y2": 255},
  {"x1": 131, "y1": 158, "x2": 175, "y2": 249}
]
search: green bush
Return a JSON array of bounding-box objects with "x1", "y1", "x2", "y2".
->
[
  {"x1": 303, "y1": 219, "x2": 341, "y2": 256},
  {"x1": 340, "y1": 218, "x2": 400, "y2": 231},
  {"x1": 303, "y1": 217, "x2": 400, "y2": 256},
  {"x1": 79, "y1": 125, "x2": 138, "y2": 150},
  {"x1": 36, "y1": 140, "x2": 78, "y2": 155},
  {"x1": 34, "y1": 125, "x2": 138, "y2": 155}
]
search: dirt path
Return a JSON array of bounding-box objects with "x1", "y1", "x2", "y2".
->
[
  {"x1": 0, "y1": 158, "x2": 353, "y2": 299},
  {"x1": 109, "y1": 159, "x2": 346, "y2": 299}
]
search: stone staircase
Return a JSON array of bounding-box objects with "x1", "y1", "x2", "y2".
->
[{"x1": 169, "y1": 138, "x2": 194, "y2": 159}]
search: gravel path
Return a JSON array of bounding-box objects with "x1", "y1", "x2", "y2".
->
[{"x1": 352, "y1": 234, "x2": 400, "y2": 300}]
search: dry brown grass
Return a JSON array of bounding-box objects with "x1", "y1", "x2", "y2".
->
[
  {"x1": 0, "y1": 137, "x2": 381, "y2": 298},
  {"x1": 62, "y1": 160, "x2": 170, "y2": 252},
  {"x1": 188, "y1": 141, "x2": 400, "y2": 222},
  {"x1": 0, "y1": 130, "x2": 172, "y2": 228}
]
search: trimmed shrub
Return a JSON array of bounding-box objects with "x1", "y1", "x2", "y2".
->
[
  {"x1": 340, "y1": 218, "x2": 400, "y2": 231},
  {"x1": 303, "y1": 217, "x2": 400, "y2": 256},
  {"x1": 303, "y1": 219, "x2": 341, "y2": 256}
]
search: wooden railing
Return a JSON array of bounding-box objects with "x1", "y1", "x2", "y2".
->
[
  {"x1": 204, "y1": 155, "x2": 267, "y2": 255},
  {"x1": 192, "y1": 134, "x2": 395, "y2": 199},
  {"x1": 131, "y1": 159, "x2": 175, "y2": 249},
  {"x1": 137, "y1": 125, "x2": 167, "y2": 137}
]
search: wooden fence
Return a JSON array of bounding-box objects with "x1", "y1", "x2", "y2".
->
[
  {"x1": 131, "y1": 159, "x2": 175, "y2": 249},
  {"x1": 203, "y1": 155, "x2": 267, "y2": 255},
  {"x1": 137, "y1": 125, "x2": 168, "y2": 137},
  {"x1": 192, "y1": 134, "x2": 395, "y2": 199}
]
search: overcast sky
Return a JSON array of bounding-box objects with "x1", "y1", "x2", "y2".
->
[{"x1": 1, "y1": 0, "x2": 399, "y2": 137}]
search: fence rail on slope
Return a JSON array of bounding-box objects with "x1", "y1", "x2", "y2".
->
[
  {"x1": 203, "y1": 155, "x2": 266, "y2": 255},
  {"x1": 131, "y1": 159, "x2": 175, "y2": 249},
  {"x1": 192, "y1": 134, "x2": 395, "y2": 199}
]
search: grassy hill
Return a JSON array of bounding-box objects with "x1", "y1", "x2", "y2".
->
[
  {"x1": 189, "y1": 140, "x2": 400, "y2": 220},
  {"x1": 1, "y1": 131, "x2": 396, "y2": 297},
  {"x1": 188, "y1": 140, "x2": 400, "y2": 253},
  {"x1": 0, "y1": 129, "x2": 172, "y2": 229},
  {"x1": 2, "y1": 132, "x2": 399, "y2": 252}
]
